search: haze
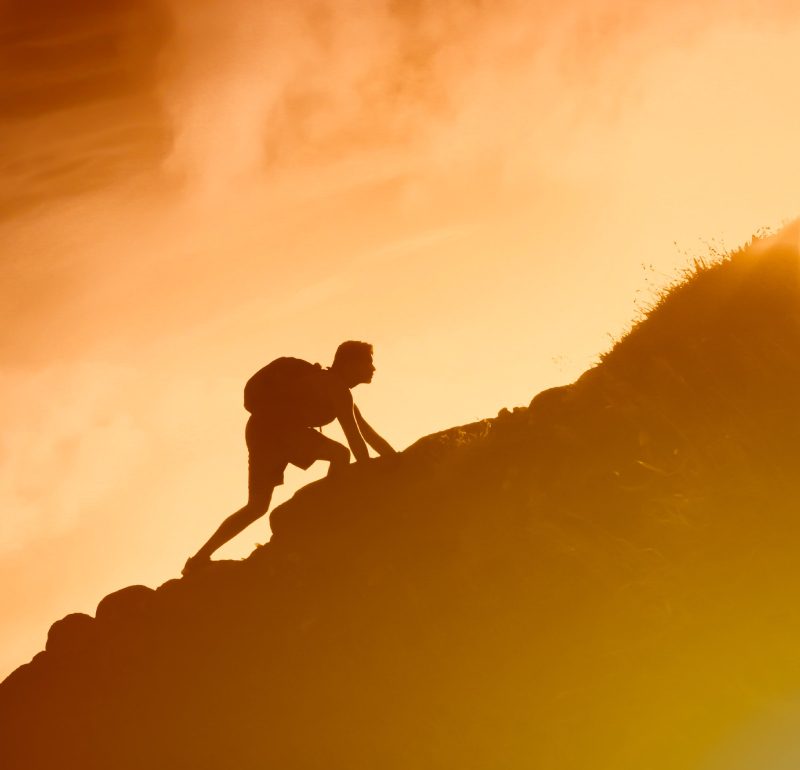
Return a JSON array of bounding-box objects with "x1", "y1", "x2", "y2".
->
[{"x1": 1, "y1": 0, "x2": 798, "y2": 681}]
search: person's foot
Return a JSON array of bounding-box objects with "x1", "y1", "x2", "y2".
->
[{"x1": 182, "y1": 555, "x2": 211, "y2": 577}]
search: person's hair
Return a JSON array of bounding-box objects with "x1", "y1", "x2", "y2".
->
[{"x1": 332, "y1": 340, "x2": 373, "y2": 368}]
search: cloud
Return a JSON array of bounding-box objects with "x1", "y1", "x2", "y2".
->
[
  {"x1": 4, "y1": 0, "x2": 800, "y2": 218},
  {"x1": 0, "y1": 0, "x2": 174, "y2": 218},
  {"x1": 156, "y1": 0, "x2": 800, "y2": 207}
]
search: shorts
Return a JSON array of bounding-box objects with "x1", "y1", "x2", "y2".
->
[{"x1": 245, "y1": 415, "x2": 340, "y2": 498}]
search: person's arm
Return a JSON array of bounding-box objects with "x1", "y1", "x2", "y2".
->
[
  {"x1": 354, "y1": 405, "x2": 396, "y2": 456},
  {"x1": 334, "y1": 389, "x2": 370, "y2": 462}
]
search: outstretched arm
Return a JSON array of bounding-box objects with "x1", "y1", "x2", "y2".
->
[
  {"x1": 354, "y1": 405, "x2": 396, "y2": 456},
  {"x1": 334, "y1": 390, "x2": 370, "y2": 462}
]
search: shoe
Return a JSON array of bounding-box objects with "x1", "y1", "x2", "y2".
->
[{"x1": 182, "y1": 555, "x2": 211, "y2": 577}]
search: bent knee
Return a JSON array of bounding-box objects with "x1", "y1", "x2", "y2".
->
[{"x1": 328, "y1": 442, "x2": 350, "y2": 465}]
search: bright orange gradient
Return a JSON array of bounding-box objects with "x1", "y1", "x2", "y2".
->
[{"x1": 1, "y1": 0, "x2": 799, "y2": 684}]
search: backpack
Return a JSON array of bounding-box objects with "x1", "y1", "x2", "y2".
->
[{"x1": 243, "y1": 357, "x2": 330, "y2": 425}]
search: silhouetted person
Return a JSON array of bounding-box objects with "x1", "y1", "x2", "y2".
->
[{"x1": 182, "y1": 341, "x2": 395, "y2": 575}]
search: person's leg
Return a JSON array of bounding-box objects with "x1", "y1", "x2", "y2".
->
[
  {"x1": 184, "y1": 420, "x2": 284, "y2": 575},
  {"x1": 188, "y1": 487, "x2": 274, "y2": 563},
  {"x1": 289, "y1": 429, "x2": 350, "y2": 477},
  {"x1": 319, "y1": 438, "x2": 350, "y2": 476}
]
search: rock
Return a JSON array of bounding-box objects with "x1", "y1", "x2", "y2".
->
[
  {"x1": 95, "y1": 584, "x2": 155, "y2": 625},
  {"x1": 46, "y1": 613, "x2": 95, "y2": 654}
]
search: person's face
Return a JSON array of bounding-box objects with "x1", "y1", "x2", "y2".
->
[{"x1": 351, "y1": 353, "x2": 375, "y2": 386}]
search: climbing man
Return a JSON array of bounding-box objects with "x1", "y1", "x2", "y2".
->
[{"x1": 182, "y1": 340, "x2": 396, "y2": 575}]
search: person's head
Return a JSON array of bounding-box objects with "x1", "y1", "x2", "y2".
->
[{"x1": 331, "y1": 340, "x2": 375, "y2": 387}]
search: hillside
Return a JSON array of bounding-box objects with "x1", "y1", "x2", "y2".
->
[{"x1": 2, "y1": 227, "x2": 800, "y2": 769}]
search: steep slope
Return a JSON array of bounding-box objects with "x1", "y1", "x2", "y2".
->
[{"x1": 2, "y1": 228, "x2": 800, "y2": 770}]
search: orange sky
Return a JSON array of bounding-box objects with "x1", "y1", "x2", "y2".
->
[{"x1": 1, "y1": 0, "x2": 799, "y2": 686}]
